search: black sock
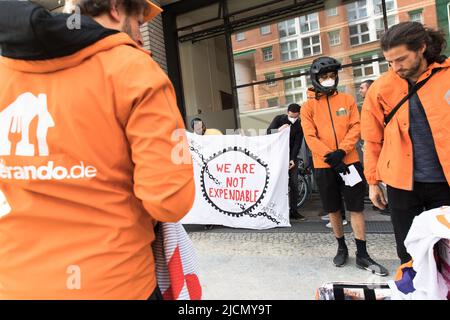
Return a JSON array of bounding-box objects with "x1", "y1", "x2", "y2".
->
[
  {"x1": 355, "y1": 238, "x2": 369, "y2": 257},
  {"x1": 336, "y1": 236, "x2": 347, "y2": 250}
]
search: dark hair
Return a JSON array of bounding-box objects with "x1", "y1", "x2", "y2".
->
[
  {"x1": 381, "y1": 22, "x2": 447, "y2": 65},
  {"x1": 287, "y1": 103, "x2": 300, "y2": 113},
  {"x1": 190, "y1": 117, "x2": 204, "y2": 130},
  {"x1": 75, "y1": 0, "x2": 149, "y2": 18},
  {"x1": 361, "y1": 79, "x2": 374, "y2": 87}
]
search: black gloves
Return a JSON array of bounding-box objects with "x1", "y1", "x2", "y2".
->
[
  {"x1": 324, "y1": 149, "x2": 346, "y2": 167},
  {"x1": 333, "y1": 162, "x2": 350, "y2": 175}
]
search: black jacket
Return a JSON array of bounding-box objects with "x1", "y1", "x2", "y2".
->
[
  {"x1": 0, "y1": 1, "x2": 118, "y2": 60},
  {"x1": 267, "y1": 114, "x2": 304, "y2": 161}
]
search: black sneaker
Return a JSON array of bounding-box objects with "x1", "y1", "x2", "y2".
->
[
  {"x1": 290, "y1": 213, "x2": 307, "y2": 221},
  {"x1": 333, "y1": 248, "x2": 348, "y2": 267},
  {"x1": 356, "y1": 254, "x2": 389, "y2": 276},
  {"x1": 378, "y1": 207, "x2": 391, "y2": 216}
]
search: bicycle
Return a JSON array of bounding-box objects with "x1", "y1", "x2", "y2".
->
[{"x1": 297, "y1": 159, "x2": 313, "y2": 208}]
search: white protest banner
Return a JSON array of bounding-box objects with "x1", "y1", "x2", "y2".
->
[{"x1": 181, "y1": 129, "x2": 290, "y2": 229}]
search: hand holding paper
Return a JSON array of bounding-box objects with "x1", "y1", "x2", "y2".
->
[{"x1": 339, "y1": 165, "x2": 362, "y2": 187}]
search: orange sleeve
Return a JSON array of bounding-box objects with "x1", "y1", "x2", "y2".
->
[
  {"x1": 361, "y1": 84, "x2": 385, "y2": 185},
  {"x1": 338, "y1": 96, "x2": 361, "y2": 154},
  {"x1": 122, "y1": 55, "x2": 195, "y2": 222},
  {"x1": 300, "y1": 101, "x2": 334, "y2": 158}
]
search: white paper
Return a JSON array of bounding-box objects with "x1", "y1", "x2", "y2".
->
[{"x1": 339, "y1": 165, "x2": 362, "y2": 187}]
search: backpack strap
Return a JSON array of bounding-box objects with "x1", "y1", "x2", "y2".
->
[{"x1": 384, "y1": 67, "x2": 443, "y2": 126}]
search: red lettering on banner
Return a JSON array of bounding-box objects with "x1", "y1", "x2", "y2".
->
[
  {"x1": 216, "y1": 164, "x2": 231, "y2": 173},
  {"x1": 234, "y1": 164, "x2": 253, "y2": 174},
  {"x1": 208, "y1": 188, "x2": 261, "y2": 203}
]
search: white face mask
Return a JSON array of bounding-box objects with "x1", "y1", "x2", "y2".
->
[
  {"x1": 288, "y1": 116, "x2": 297, "y2": 124},
  {"x1": 320, "y1": 78, "x2": 335, "y2": 87}
]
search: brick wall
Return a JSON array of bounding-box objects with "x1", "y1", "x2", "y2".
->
[{"x1": 140, "y1": 0, "x2": 168, "y2": 73}]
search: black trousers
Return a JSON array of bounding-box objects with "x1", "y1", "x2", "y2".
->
[
  {"x1": 289, "y1": 161, "x2": 299, "y2": 215},
  {"x1": 387, "y1": 182, "x2": 450, "y2": 264},
  {"x1": 147, "y1": 285, "x2": 163, "y2": 300}
]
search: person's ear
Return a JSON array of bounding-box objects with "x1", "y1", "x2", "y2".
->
[
  {"x1": 109, "y1": 0, "x2": 122, "y2": 23},
  {"x1": 419, "y1": 44, "x2": 426, "y2": 56}
]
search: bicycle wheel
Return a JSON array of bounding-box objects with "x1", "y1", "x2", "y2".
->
[{"x1": 297, "y1": 174, "x2": 309, "y2": 208}]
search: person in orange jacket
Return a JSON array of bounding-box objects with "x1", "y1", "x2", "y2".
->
[
  {"x1": 301, "y1": 56, "x2": 388, "y2": 275},
  {"x1": 361, "y1": 22, "x2": 450, "y2": 264},
  {"x1": 0, "y1": 0, "x2": 195, "y2": 299}
]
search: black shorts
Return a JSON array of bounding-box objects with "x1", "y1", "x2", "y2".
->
[{"x1": 314, "y1": 162, "x2": 366, "y2": 213}]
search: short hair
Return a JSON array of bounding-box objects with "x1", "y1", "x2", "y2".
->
[
  {"x1": 190, "y1": 117, "x2": 204, "y2": 130},
  {"x1": 70, "y1": 0, "x2": 150, "y2": 18},
  {"x1": 287, "y1": 103, "x2": 301, "y2": 113},
  {"x1": 381, "y1": 22, "x2": 446, "y2": 65},
  {"x1": 361, "y1": 79, "x2": 374, "y2": 87}
]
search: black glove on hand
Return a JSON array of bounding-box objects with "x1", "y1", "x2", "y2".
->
[
  {"x1": 324, "y1": 149, "x2": 346, "y2": 167},
  {"x1": 333, "y1": 162, "x2": 350, "y2": 175}
]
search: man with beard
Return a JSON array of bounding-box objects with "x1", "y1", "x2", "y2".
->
[
  {"x1": 361, "y1": 22, "x2": 450, "y2": 264},
  {"x1": 0, "y1": 0, "x2": 195, "y2": 299}
]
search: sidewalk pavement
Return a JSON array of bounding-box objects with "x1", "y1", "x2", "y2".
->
[{"x1": 185, "y1": 192, "x2": 398, "y2": 300}]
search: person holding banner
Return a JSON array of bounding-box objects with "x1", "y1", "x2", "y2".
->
[
  {"x1": 267, "y1": 103, "x2": 306, "y2": 221},
  {"x1": 301, "y1": 56, "x2": 388, "y2": 276},
  {"x1": 191, "y1": 117, "x2": 223, "y2": 136}
]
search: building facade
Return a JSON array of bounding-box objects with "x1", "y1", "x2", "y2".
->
[
  {"x1": 48, "y1": 0, "x2": 450, "y2": 132},
  {"x1": 231, "y1": 0, "x2": 441, "y2": 129}
]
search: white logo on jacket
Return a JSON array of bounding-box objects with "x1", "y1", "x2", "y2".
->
[
  {"x1": 0, "y1": 189, "x2": 11, "y2": 219},
  {"x1": 0, "y1": 93, "x2": 98, "y2": 181},
  {"x1": 0, "y1": 93, "x2": 54, "y2": 156},
  {"x1": 445, "y1": 90, "x2": 450, "y2": 105}
]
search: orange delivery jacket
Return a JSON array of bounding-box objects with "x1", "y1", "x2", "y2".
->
[
  {"x1": 300, "y1": 88, "x2": 361, "y2": 168},
  {"x1": 0, "y1": 4, "x2": 194, "y2": 299},
  {"x1": 361, "y1": 58, "x2": 450, "y2": 190}
]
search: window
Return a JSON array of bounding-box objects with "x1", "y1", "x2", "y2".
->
[
  {"x1": 267, "y1": 98, "x2": 279, "y2": 108},
  {"x1": 326, "y1": 7, "x2": 338, "y2": 17},
  {"x1": 349, "y1": 23, "x2": 370, "y2": 46},
  {"x1": 448, "y1": 3, "x2": 450, "y2": 34},
  {"x1": 280, "y1": 40, "x2": 299, "y2": 61},
  {"x1": 302, "y1": 35, "x2": 321, "y2": 57},
  {"x1": 448, "y1": 4, "x2": 450, "y2": 34},
  {"x1": 301, "y1": 68, "x2": 312, "y2": 86},
  {"x1": 284, "y1": 69, "x2": 304, "y2": 105},
  {"x1": 278, "y1": 19, "x2": 296, "y2": 38},
  {"x1": 300, "y1": 12, "x2": 319, "y2": 33},
  {"x1": 235, "y1": 32, "x2": 245, "y2": 41},
  {"x1": 265, "y1": 73, "x2": 276, "y2": 86},
  {"x1": 346, "y1": 0, "x2": 368, "y2": 22},
  {"x1": 352, "y1": 57, "x2": 375, "y2": 78},
  {"x1": 262, "y1": 47, "x2": 273, "y2": 61},
  {"x1": 328, "y1": 30, "x2": 341, "y2": 46},
  {"x1": 375, "y1": 15, "x2": 396, "y2": 39},
  {"x1": 379, "y1": 60, "x2": 389, "y2": 73},
  {"x1": 283, "y1": 70, "x2": 303, "y2": 91},
  {"x1": 409, "y1": 11, "x2": 423, "y2": 23},
  {"x1": 285, "y1": 93, "x2": 304, "y2": 105},
  {"x1": 260, "y1": 25, "x2": 271, "y2": 35},
  {"x1": 373, "y1": 0, "x2": 395, "y2": 14}
]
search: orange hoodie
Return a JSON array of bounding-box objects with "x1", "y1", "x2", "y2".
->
[
  {"x1": 0, "y1": 10, "x2": 195, "y2": 298},
  {"x1": 361, "y1": 58, "x2": 450, "y2": 190},
  {"x1": 300, "y1": 88, "x2": 361, "y2": 168}
]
